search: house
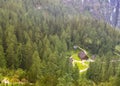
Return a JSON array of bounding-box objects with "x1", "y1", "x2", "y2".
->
[{"x1": 78, "y1": 51, "x2": 88, "y2": 60}]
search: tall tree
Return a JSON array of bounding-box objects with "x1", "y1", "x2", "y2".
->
[
  {"x1": 0, "y1": 45, "x2": 6, "y2": 68},
  {"x1": 28, "y1": 50, "x2": 42, "y2": 83},
  {"x1": 5, "y1": 25, "x2": 18, "y2": 69},
  {"x1": 22, "y1": 40, "x2": 34, "y2": 70}
]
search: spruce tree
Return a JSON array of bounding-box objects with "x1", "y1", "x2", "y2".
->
[{"x1": 28, "y1": 50, "x2": 42, "y2": 83}]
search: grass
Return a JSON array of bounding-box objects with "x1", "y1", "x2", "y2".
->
[
  {"x1": 72, "y1": 53, "x2": 80, "y2": 60},
  {"x1": 75, "y1": 62, "x2": 88, "y2": 70},
  {"x1": 72, "y1": 53, "x2": 90, "y2": 73}
]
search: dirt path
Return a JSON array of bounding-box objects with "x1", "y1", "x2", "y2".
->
[
  {"x1": 72, "y1": 59, "x2": 89, "y2": 73},
  {"x1": 80, "y1": 68, "x2": 88, "y2": 73}
]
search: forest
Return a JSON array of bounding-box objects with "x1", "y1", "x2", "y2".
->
[{"x1": 0, "y1": 0, "x2": 120, "y2": 86}]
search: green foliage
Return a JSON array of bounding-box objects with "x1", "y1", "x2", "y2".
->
[
  {"x1": 0, "y1": 73, "x2": 4, "y2": 82},
  {"x1": 28, "y1": 51, "x2": 41, "y2": 83},
  {"x1": 0, "y1": 45, "x2": 6, "y2": 68},
  {"x1": 72, "y1": 53, "x2": 80, "y2": 60},
  {"x1": 86, "y1": 55, "x2": 120, "y2": 85},
  {"x1": 0, "y1": 0, "x2": 120, "y2": 85}
]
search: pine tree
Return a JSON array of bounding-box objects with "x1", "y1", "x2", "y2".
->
[
  {"x1": 22, "y1": 40, "x2": 34, "y2": 70},
  {"x1": 5, "y1": 25, "x2": 18, "y2": 69},
  {"x1": 0, "y1": 45, "x2": 6, "y2": 68},
  {"x1": 6, "y1": 43, "x2": 15, "y2": 68},
  {"x1": 28, "y1": 50, "x2": 42, "y2": 83}
]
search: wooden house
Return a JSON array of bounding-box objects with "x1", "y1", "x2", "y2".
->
[{"x1": 78, "y1": 51, "x2": 88, "y2": 60}]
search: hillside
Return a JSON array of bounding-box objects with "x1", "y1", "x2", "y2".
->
[
  {"x1": 62, "y1": 0, "x2": 120, "y2": 28},
  {"x1": 0, "y1": 0, "x2": 120, "y2": 86},
  {"x1": 28, "y1": 0, "x2": 120, "y2": 28}
]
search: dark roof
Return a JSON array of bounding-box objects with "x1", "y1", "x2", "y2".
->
[{"x1": 78, "y1": 51, "x2": 88, "y2": 60}]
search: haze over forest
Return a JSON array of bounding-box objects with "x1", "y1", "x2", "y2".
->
[{"x1": 0, "y1": 0, "x2": 120, "y2": 86}]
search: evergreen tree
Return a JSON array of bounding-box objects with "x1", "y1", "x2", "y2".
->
[
  {"x1": 28, "y1": 50, "x2": 42, "y2": 83},
  {"x1": 5, "y1": 25, "x2": 18, "y2": 69},
  {"x1": 0, "y1": 45, "x2": 6, "y2": 68},
  {"x1": 22, "y1": 40, "x2": 33, "y2": 70}
]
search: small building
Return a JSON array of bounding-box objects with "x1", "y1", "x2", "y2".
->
[{"x1": 78, "y1": 51, "x2": 88, "y2": 60}]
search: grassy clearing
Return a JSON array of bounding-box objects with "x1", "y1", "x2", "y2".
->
[{"x1": 72, "y1": 53, "x2": 90, "y2": 72}]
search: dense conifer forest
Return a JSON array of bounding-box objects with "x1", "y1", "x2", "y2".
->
[{"x1": 0, "y1": 0, "x2": 120, "y2": 86}]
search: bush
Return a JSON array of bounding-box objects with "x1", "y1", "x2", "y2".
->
[{"x1": 0, "y1": 73, "x2": 4, "y2": 82}]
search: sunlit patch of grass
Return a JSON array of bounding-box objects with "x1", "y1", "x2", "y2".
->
[
  {"x1": 72, "y1": 54, "x2": 80, "y2": 60},
  {"x1": 74, "y1": 62, "x2": 88, "y2": 70},
  {"x1": 71, "y1": 52, "x2": 90, "y2": 73}
]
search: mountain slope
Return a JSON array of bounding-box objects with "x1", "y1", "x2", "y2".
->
[{"x1": 62, "y1": 0, "x2": 120, "y2": 28}]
